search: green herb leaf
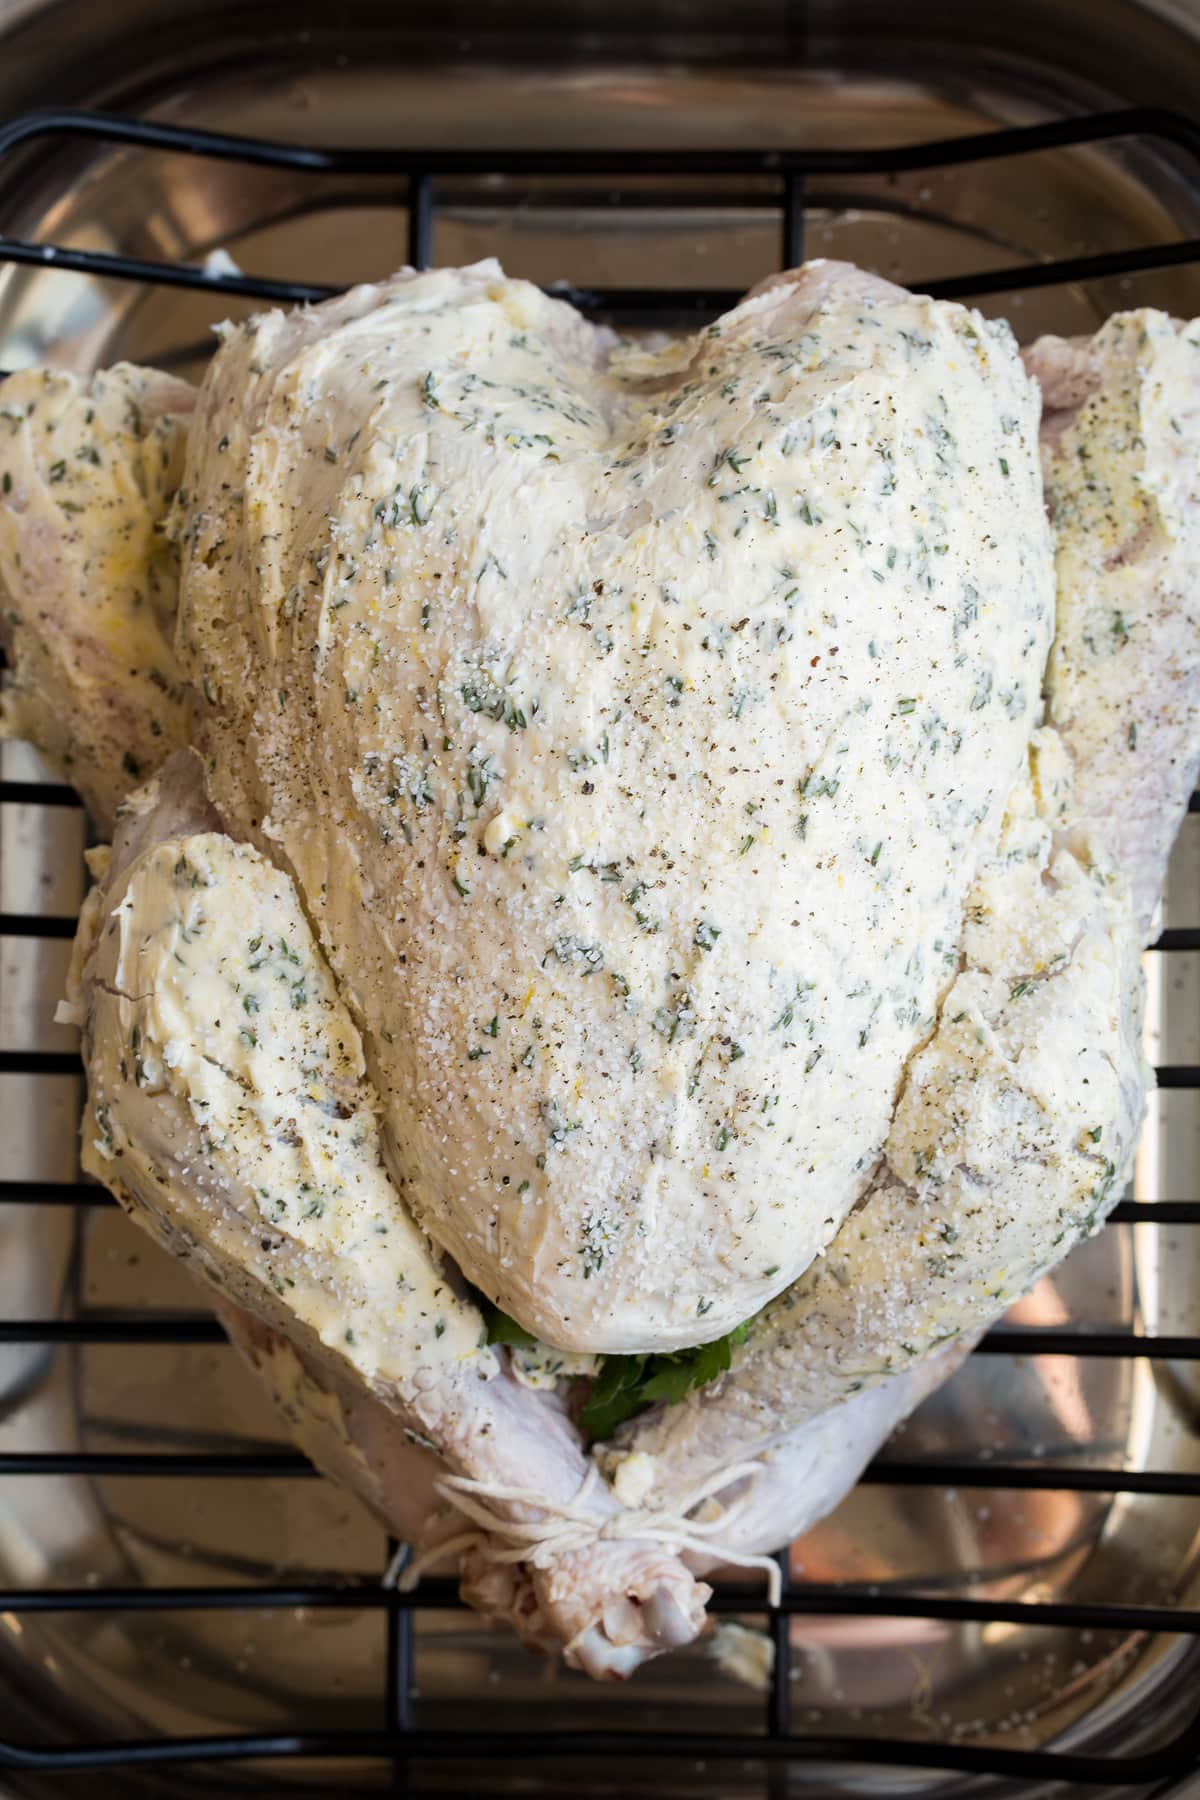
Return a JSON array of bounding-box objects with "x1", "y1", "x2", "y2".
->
[
  {"x1": 578, "y1": 1355, "x2": 650, "y2": 1440},
  {"x1": 579, "y1": 1324, "x2": 749, "y2": 1443},
  {"x1": 482, "y1": 1302, "x2": 538, "y2": 1350}
]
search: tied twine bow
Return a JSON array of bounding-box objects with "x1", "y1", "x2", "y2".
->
[{"x1": 384, "y1": 1458, "x2": 781, "y2": 1606}]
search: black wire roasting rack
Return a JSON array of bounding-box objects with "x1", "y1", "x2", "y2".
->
[{"x1": 1, "y1": 102, "x2": 1200, "y2": 1792}]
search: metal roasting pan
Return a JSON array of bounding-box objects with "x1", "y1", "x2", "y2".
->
[{"x1": 1, "y1": 1, "x2": 1200, "y2": 1793}]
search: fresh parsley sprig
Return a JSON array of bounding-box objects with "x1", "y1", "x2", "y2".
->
[{"x1": 578, "y1": 1326, "x2": 750, "y2": 1440}]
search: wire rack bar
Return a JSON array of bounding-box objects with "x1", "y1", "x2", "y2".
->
[
  {"x1": 384, "y1": 1539, "x2": 414, "y2": 1743},
  {"x1": 1151, "y1": 1066, "x2": 1200, "y2": 1087},
  {"x1": 971, "y1": 1329, "x2": 1200, "y2": 1357},
  {"x1": 407, "y1": 171, "x2": 433, "y2": 271},
  {"x1": 1110, "y1": 1200, "x2": 1200, "y2": 1222},
  {"x1": 768, "y1": 1575, "x2": 791, "y2": 1746},
  {"x1": 0, "y1": 1318, "x2": 228, "y2": 1342},
  {"x1": 0, "y1": 1451, "x2": 315, "y2": 1477},
  {"x1": 6, "y1": 238, "x2": 1200, "y2": 319},
  {"x1": 2, "y1": 103, "x2": 1199, "y2": 176},
  {"x1": 1151, "y1": 928, "x2": 1200, "y2": 952},
  {"x1": 782, "y1": 173, "x2": 805, "y2": 269},
  {"x1": 0, "y1": 1584, "x2": 1194, "y2": 1634},
  {"x1": 0, "y1": 1449, "x2": 1193, "y2": 1494},
  {"x1": 2, "y1": 1317, "x2": 1198, "y2": 1358},
  {"x1": 0, "y1": 780, "x2": 81, "y2": 806},
  {"x1": 0, "y1": 236, "x2": 335, "y2": 304},
  {"x1": 0, "y1": 1181, "x2": 111, "y2": 1204},
  {"x1": 859, "y1": 1463, "x2": 1200, "y2": 1496},
  {"x1": 0, "y1": 1051, "x2": 81, "y2": 1074},
  {"x1": 0, "y1": 912, "x2": 77, "y2": 938}
]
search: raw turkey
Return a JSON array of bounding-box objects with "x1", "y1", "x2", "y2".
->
[
  {"x1": 3, "y1": 260, "x2": 1197, "y2": 1675},
  {"x1": 0, "y1": 363, "x2": 193, "y2": 828}
]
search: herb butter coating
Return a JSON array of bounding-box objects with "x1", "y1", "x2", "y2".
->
[{"x1": 175, "y1": 259, "x2": 1055, "y2": 1351}]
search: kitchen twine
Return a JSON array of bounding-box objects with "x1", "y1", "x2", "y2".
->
[{"x1": 383, "y1": 1458, "x2": 781, "y2": 1607}]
